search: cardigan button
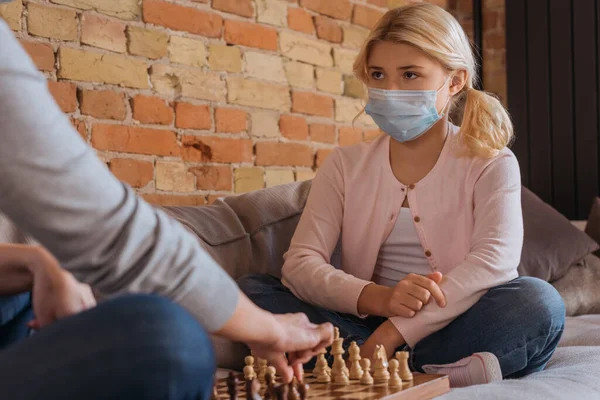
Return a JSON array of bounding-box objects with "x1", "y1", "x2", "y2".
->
[
  {"x1": 409, "y1": 184, "x2": 415, "y2": 190},
  {"x1": 414, "y1": 216, "x2": 421, "y2": 223},
  {"x1": 425, "y1": 250, "x2": 432, "y2": 257}
]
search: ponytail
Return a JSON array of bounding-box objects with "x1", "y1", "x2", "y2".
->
[{"x1": 458, "y1": 87, "x2": 514, "y2": 158}]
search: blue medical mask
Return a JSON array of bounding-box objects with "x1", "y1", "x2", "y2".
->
[{"x1": 365, "y1": 78, "x2": 451, "y2": 143}]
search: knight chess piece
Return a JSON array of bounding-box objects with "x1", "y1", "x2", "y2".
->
[{"x1": 373, "y1": 345, "x2": 390, "y2": 384}]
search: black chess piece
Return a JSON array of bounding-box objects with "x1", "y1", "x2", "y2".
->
[
  {"x1": 246, "y1": 378, "x2": 262, "y2": 400},
  {"x1": 288, "y1": 380, "x2": 300, "y2": 400},
  {"x1": 298, "y1": 383, "x2": 309, "y2": 400},
  {"x1": 274, "y1": 383, "x2": 288, "y2": 400},
  {"x1": 264, "y1": 372, "x2": 274, "y2": 400},
  {"x1": 227, "y1": 371, "x2": 239, "y2": 400}
]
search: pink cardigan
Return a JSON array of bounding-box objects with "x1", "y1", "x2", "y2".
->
[{"x1": 281, "y1": 124, "x2": 523, "y2": 348}]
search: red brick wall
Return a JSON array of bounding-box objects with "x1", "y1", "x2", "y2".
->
[{"x1": 0, "y1": 0, "x2": 505, "y2": 206}]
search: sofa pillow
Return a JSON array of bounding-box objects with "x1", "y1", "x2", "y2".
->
[
  {"x1": 552, "y1": 253, "x2": 600, "y2": 316},
  {"x1": 584, "y1": 197, "x2": 600, "y2": 257},
  {"x1": 518, "y1": 187, "x2": 599, "y2": 282}
]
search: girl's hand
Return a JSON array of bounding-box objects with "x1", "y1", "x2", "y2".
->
[
  {"x1": 27, "y1": 247, "x2": 96, "y2": 330},
  {"x1": 385, "y1": 272, "x2": 446, "y2": 318}
]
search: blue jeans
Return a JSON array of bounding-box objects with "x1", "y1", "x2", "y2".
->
[
  {"x1": 238, "y1": 274, "x2": 565, "y2": 379},
  {"x1": 0, "y1": 293, "x2": 215, "y2": 400}
]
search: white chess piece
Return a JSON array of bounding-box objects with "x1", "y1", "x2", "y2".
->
[
  {"x1": 373, "y1": 345, "x2": 390, "y2": 384},
  {"x1": 331, "y1": 329, "x2": 349, "y2": 385},
  {"x1": 316, "y1": 355, "x2": 331, "y2": 383},
  {"x1": 360, "y1": 359, "x2": 374, "y2": 385},
  {"x1": 395, "y1": 351, "x2": 414, "y2": 381},
  {"x1": 388, "y1": 359, "x2": 403, "y2": 388},
  {"x1": 349, "y1": 342, "x2": 363, "y2": 380},
  {"x1": 244, "y1": 356, "x2": 257, "y2": 380},
  {"x1": 258, "y1": 358, "x2": 268, "y2": 383}
]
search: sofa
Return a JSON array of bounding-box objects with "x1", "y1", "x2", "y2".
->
[
  {"x1": 2, "y1": 180, "x2": 599, "y2": 399},
  {"x1": 163, "y1": 180, "x2": 600, "y2": 400}
]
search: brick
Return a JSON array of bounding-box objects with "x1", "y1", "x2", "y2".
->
[
  {"x1": 207, "y1": 195, "x2": 223, "y2": 205},
  {"x1": 315, "y1": 16, "x2": 342, "y2": 43},
  {"x1": 156, "y1": 161, "x2": 195, "y2": 192},
  {"x1": 292, "y1": 92, "x2": 334, "y2": 117},
  {"x1": 244, "y1": 52, "x2": 286, "y2": 83},
  {"x1": 352, "y1": 5, "x2": 385, "y2": 29},
  {"x1": 315, "y1": 148, "x2": 333, "y2": 168},
  {"x1": 59, "y1": 48, "x2": 149, "y2": 89},
  {"x1": 182, "y1": 136, "x2": 253, "y2": 163},
  {"x1": 256, "y1": 0, "x2": 287, "y2": 27},
  {"x1": 82, "y1": 13, "x2": 126, "y2": 53},
  {"x1": 288, "y1": 8, "x2": 314, "y2": 34},
  {"x1": 296, "y1": 170, "x2": 316, "y2": 181},
  {"x1": 109, "y1": 159, "x2": 153, "y2": 188},
  {"x1": 208, "y1": 45, "x2": 242, "y2": 73},
  {"x1": 131, "y1": 95, "x2": 174, "y2": 125},
  {"x1": 175, "y1": 103, "x2": 211, "y2": 130},
  {"x1": 301, "y1": 0, "x2": 352, "y2": 20},
  {"x1": 285, "y1": 61, "x2": 314, "y2": 89},
  {"x1": 27, "y1": 3, "x2": 78, "y2": 41},
  {"x1": 483, "y1": 10, "x2": 502, "y2": 30},
  {"x1": 0, "y1": 0, "x2": 22, "y2": 31},
  {"x1": 316, "y1": 68, "x2": 343, "y2": 95},
  {"x1": 256, "y1": 142, "x2": 313, "y2": 166},
  {"x1": 19, "y1": 40, "x2": 54, "y2": 72},
  {"x1": 279, "y1": 115, "x2": 308, "y2": 140},
  {"x1": 224, "y1": 20, "x2": 278, "y2": 51},
  {"x1": 334, "y1": 48, "x2": 359, "y2": 74},
  {"x1": 50, "y1": 0, "x2": 140, "y2": 20},
  {"x1": 48, "y1": 81, "x2": 77, "y2": 113},
  {"x1": 251, "y1": 111, "x2": 280, "y2": 138},
  {"x1": 127, "y1": 26, "x2": 169, "y2": 59},
  {"x1": 344, "y1": 75, "x2": 366, "y2": 98},
  {"x1": 265, "y1": 169, "x2": 295, "y2": 188},
  {"x1": 227, "y1": 77, "x2": 291, "y2": 112},
  {"x1": 364, "y1": 128, "x2": 383, "y2": 142},
  {"x1": 426, "y1": 0, "x2": 449, "y2": 8},
  {"x1": 339, "y1": 126, "x2": 362, "y2": 146},
  {"x1": 71, "y1": 118, "x2": 87, "y2": 140},
  {"x1": 234, "y1": 168, "x2": 264, "y2": 194},
  {"x1": 215, "y1": 108, "x2": 247, "y2": 133},
  {"x1": 343, "y1": 25, "x2": 369, "y2": 48},
  {"x1": 190, "y1": 166, "x2": 233, "y2": 191},
  {"x1": 310, "y1": 123, "x2": 336, "y2": 143},
  {"x1": 280, "y1": 31, "x2": 333, "y2": 67},
  {"x1": 387, "y1": 0, "x2": 411, "y2": 8},
  {"x1": 143, "y1": 0, "x2": 222, "y2": 38},
  {"x1": 92, "y1": 125, "x2": 180, "y2": 156},
  {"x1": 367, "y1": 0, "x2": 388, "y2": 7},
  {"x1": 79, "y1": 89, "x2": 127, "y2": 120},
  {"x1": 151, "y1": 65, "x2": 225, "y2": 102},
  {"x1": 336, "y1": 96, "x2": 375, "y2": 125},
  {"x1": 142, "y1": 194, "x2": 206, "y2": 207},
  {"x1": 484, "y1": 31, "x2": 506, "y2": 50},
  {"x1": 169, "y1": 36, "x2": 207, "y2": 67},
  {"x1": 213, "y1": 0, "x2": 254, "y2": 17}
]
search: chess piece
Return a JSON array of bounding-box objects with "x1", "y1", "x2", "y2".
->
[
  {"x1": 287, "y1": 378, "x2": 300, "y2": 400},
  {"x1": 298, "y1": 383, "x2": 309, "y2": 400},
  {"x1": 258, "y1": 358, "x2": 268, "y2": 383},
  {"x1": 395, "y1": 351, "x2": 414, "y2": 381},
  {"x1": 360, "y1": 359, "x2": 374, "y2": 385},
  {"x1": 373, "y1": 345, "x2": 390, "y2": 384},
  {"x1": 316, "y1": 355, "x2": 331, "y2": 383},
  {"x1": 266, "y1": 366, "x2": 277, "y2": 381},
  {"x1": 388, "y1": 359, "x2": 403, "y2": 388},
  {"x1": 274, "y1": 383, "x2": 288, "y2": 400},
  {"x1": 348, "y1": 341, "x2": 363, "y2": 380},
  {"x1": 265, "y1": 370, "x2": 276, "y2": 400},
  {"x1": 245, "y1": 356, "x2": 257, "y2": 380},
  {"x1": 330, "y1": 327, "x2": 349, "y2": 385},
  {"x1": 227, "y1": 372, "x2": 239, "y2": 400}
]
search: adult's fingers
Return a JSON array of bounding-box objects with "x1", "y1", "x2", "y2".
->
[
  {"x1": 270, "y1": 353, "x2": 293, "y2": 384},
  {"x1": 406, "y1": 274, "x2": 446, "y2": 307}
]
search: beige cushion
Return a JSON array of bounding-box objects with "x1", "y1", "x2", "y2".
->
[{"x1": 552, "y1": 253, "x2": 600, "y2": 316}]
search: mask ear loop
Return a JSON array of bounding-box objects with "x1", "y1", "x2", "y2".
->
[{"x1": 436, "y1": 75, "x2": 454, "y2": 117}]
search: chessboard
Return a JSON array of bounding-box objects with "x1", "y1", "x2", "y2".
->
[{"x1": 215, "y1": 371, "x2": 450, "y2": 400}]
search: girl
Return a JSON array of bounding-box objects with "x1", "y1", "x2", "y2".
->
[{"x1": 239, "y1": 3, "x2": 565, "y2": 387}]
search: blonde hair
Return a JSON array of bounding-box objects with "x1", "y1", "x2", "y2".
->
[{"x1": 353, "y1": 3, "x2": 513, "y2": 158}]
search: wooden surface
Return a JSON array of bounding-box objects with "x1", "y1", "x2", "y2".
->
[{"x1": 215, "y1": 371, "x2": 450, "y2": 400}]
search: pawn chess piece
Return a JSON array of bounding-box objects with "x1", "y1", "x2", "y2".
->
[
  {"x1": 227, "y1": 372, "x2": 239, "y2": 400},
  {"x1": 360, "y1": 359, "x2": 374, "y2": 385},
  {"x1": 244, "y1": 355, "x2": 257, "y2": 380},
  {"x1": 274, "y1": 383, "x2": 288, "y2": 400},
  {"x1": 258, "y1": 358, "x2": 268, "y2": 383},
  {"x1": 246, "y1": 378, "x2": 262, "y2": 400},
  {"x1": 298, "y1": 382, "x2": 309, "y2": 400},
  {"x1": 288, "y1": 378, "x2": 300, "y2": 400},
  {"x1": 395, "y1": 351, "x2": 414, "y2": 381},
  {"x1": 266, "y1": 366, "x2": 277, "y2": 381},
  {"x1": 388, "y1": 359, "x2": 403, "y2": 388},
  {"x1": 373, "y1": 345, "x2": 390, "y2": 384},
  {"x1": 348, "y1": 341, "x2": 363, "y2": 380}
]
